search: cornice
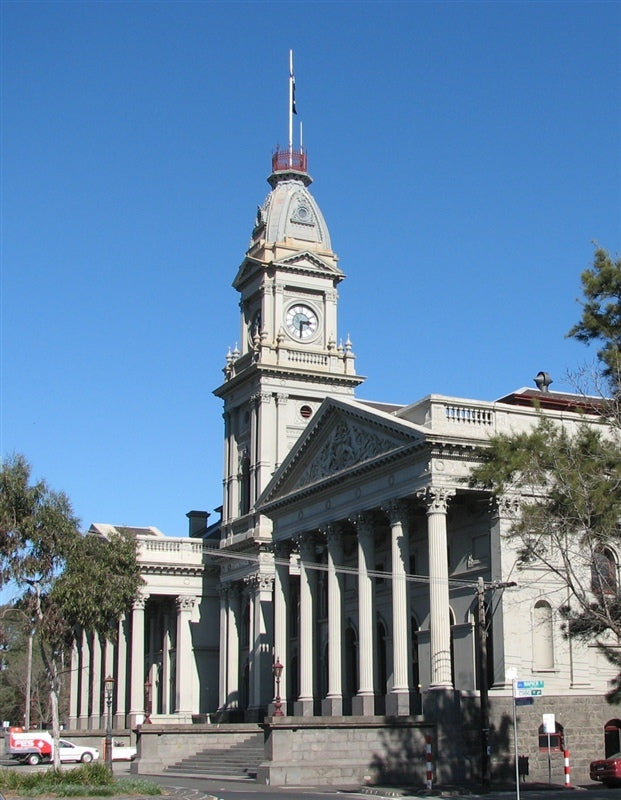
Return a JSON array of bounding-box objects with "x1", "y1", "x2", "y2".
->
[
  {"x1": 141, "y1": 565, "x2": 205, "y2": 578},
  {"x1": 214, "y1": 362, "x2": 365, "y2": 398}
]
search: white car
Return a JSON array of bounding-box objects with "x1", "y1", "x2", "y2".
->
[
  {"x1": 57, "y1": 739, "x2": 100, "y2": 764},
  {"x1": 112, "y1": 741, "x2": 137, "y2": 761}
]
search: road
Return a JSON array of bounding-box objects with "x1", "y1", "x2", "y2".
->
[{"x1": 3, "y1": 759, "x2": 621, "y2": 800}]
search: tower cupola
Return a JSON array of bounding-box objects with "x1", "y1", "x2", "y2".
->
[{"x1": 250, "y1": 148, "x2": 332, "y2": 253}]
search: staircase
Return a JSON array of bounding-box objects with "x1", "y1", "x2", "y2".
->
[{"x1": 165, "y1": 731, "x2": 264, "y2": 779}]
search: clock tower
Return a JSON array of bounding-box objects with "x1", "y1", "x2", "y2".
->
[
  {"x1": 213, "y1": 146, "x2": 364, "y2": 719},
  {"x1": 214, "y1": 148, "x2": 365, "y2": 541}
]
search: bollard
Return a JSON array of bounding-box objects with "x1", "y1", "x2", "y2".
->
[
  {"x1": 426, "y1": 734, "x2": 433, "y2": 790},
  {"x1": 564, "y1": 749, "x2": 571, "y2": 787}
]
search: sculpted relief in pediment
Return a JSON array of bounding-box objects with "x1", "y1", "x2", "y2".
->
[{"x1": 296, "y1": 418, "x2": 405, "y2": 488}]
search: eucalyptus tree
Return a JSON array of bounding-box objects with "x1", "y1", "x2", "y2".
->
[{"x1": 0, "y1": 454, "x2": 142, "y2": 766}]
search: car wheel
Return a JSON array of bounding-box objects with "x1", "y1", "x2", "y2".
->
[
  {"x1": 27, "y1": 754, "x2": 41, "y2": 766},
  {"x1": 81, "y1": 753, "x2": 93, "y2": 763}
]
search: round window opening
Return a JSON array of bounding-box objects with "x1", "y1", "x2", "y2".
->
[{"x1": 300, "y1": 405, "x2": 313, "y2": 420}]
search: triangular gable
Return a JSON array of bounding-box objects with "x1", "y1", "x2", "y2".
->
[
  {"x1": 274, "y1": 251, "x2": 343, "y2": 276},
  {"x1": 259, "y1": 397, "x2": 426, "y2": 509},
  {"x1": 233, "y1": 251, "x2": 341, "y2": 290}
]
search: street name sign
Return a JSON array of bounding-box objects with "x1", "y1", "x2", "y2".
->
[{"x1": 515, "y1": 680, "x2": 544, "y2": 698}]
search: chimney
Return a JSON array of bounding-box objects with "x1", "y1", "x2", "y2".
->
[{"x1": 186, "y1": 510, "x2": 210, "y2": 538}]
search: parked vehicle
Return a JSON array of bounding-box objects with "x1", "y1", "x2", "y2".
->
[
  {"x1": 7, "y1": 730, "x2": 100, "y2": 765},
  {"x1": 590, "y1": 753, "x2": 621, "y2": 786},
  {"x1": 111, "y1": 740, "x2": 137, "y2": 761}
]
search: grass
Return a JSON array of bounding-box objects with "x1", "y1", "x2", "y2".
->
[{"x1": 0, "y1": 763, "x2": 162, "y2": 797}]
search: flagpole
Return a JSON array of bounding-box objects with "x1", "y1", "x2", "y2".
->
[{"x1": 288, "y1": 49, "x2": 294, "y2": 166}]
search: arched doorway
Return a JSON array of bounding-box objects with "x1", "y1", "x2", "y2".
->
[{"x1": 605, "y1": 719, "x2": 621, "y2": 757}]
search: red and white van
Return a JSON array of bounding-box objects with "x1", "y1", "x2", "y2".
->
[{"x1": 7, "y1": 729, "x2": 100, "y2": 765}]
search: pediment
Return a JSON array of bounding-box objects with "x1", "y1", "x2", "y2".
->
[
  {"x1": 259, "y1": 398, "x2": 426, "y2": 509},
  {"x1": 273, "y1": 251, "x2": 342, "y2": 276},
  {"x1": 232, "y1": 256, "x2": 263, "y2": 289}
]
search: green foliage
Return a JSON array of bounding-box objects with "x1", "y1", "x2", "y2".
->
[
  {"x1": 0, "y1": 455, "x2": 142, "y2": 758},
  {"x1": 468, "y1": 246, "x2": 621, "y2": 698},
  {"x1": 0, "y1": 764, "x2": 162, "y2": 796},
  {"x1": 52, "y1": 528, "x2": 143, "y2": 639},
  {"x1": 470, "y1": 417, "x2": 621, "y2": 549},
  {"x1": 568, "y1": 247, "x2": 621, "y2": 390},
  {"x1": 0, "y1": 454, "x2": 79, "y2": 589}
]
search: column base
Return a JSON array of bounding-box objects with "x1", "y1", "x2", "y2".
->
[
  {"x1": 293, "y1": 698, "x2": 315, "y2": 716},
  {"x1": 352, "y1": 693, "x2": 375, "y2": 716},
  {"x1": 385, "y1": 690, "x2": 410, "y2": 717},
  {"x1": 321, "y1": 696, "x2": 343, "y2": 716}
]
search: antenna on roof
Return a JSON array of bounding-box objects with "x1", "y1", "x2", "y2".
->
[{"x1": 289, "y1": 49, "x2": 297, "y2": 166}]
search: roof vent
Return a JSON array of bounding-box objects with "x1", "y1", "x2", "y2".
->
[{"x1": 533, "y1": 371, "x2": 553, "y2": 392}]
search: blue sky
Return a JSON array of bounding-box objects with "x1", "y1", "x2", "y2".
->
[{"x1": 2, "y1": 0, "x2": 619, "y2": 542}]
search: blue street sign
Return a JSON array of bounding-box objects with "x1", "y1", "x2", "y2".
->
[{"x1": 515, "y1": 697, "x2": 534, "y2": 706}]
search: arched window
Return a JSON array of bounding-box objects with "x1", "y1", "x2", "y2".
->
[
  {"x1": 592, "y1": 548, "x2": 617, "y2": 596},
  {"x1": 533, "y1": 600, "x2": 554, "y2": 670},
  {"x1": 239, "y1": 450, "x2": 250, "y2": 516}
]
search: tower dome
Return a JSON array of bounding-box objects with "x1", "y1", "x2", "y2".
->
[{"x1": 249, "y1": 149, "x2": 331, "y2": 252}]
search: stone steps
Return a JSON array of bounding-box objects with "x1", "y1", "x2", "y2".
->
[{"x1": 165, "y1": 733, "x2": 264, "y2": 778}]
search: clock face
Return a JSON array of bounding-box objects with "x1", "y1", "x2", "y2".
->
[{"x1": 285, "y1": 304, "x2": 318, "y2": 340}]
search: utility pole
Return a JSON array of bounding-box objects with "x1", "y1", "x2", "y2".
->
[
  {"x1": 476, "y1": 577, "x2": 517, "y2": 792},
  {"x1": 477, "y1": 577, "x2": 491, "y2": 791}
]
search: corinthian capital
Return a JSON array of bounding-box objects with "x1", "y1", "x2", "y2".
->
[{"x1": 417, "y1": 486, "x2": 455, "y2": 515}]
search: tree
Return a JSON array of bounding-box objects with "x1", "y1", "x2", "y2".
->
[
  {"x1": 0, "y1": 454, "x2": 142, "y2": 766},
  {"x1": 568, "y1": 247, "x2": 621, "y2": 393},
  {"x1": 469, "y1": 246, "x2": 621, "y2": 700}
]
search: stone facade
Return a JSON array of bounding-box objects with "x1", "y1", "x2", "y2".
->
[{"x1": 69, "y1": 144, "x2": 620, "y2": 788}]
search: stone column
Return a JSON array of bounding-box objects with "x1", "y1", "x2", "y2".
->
[
  {"x1": 419, "y1": 487, "x2": 454, "y2": 688},
  {"x1": 244, "y1": 572, "x2": 274, "y2": 717},
  {"x1": 384, "y1": 500, "x2": 411, "y2": 715},
  {"x1": 227, "y1": 584, "x2": 240, "y2": 710},
  {"x1": 253, "y1": 392, "x2": 272, "y2": 498},
  {"x1": 352, "y1": 512, "x2": 376, "y2": 716},
  {"x1": 69, "y1": 639, "x2": 80, "y2": 728},
  {"x1": 104, "y1": 638, "x2": 115, "y2": 728},
  {"x1": 129, "y1": 593, "x2": 148, "y2": 726},
  {"x1": 218, "y1": 586, "x2": 229, "y2": 711},
  {"x1": 295, "y1": 533, "x2": 316, "y2": 716},
  {"x1": 322, "y1": 524, "x2": 344, "y2": 716},
  {"x1": 275, "y1": 393, "x2": 289, "y2": 469},
  {"x1": 78, "y1": 629, "x2": 90, "y2": 730},
  {"x1": 161, "y1": 616, "x2": 171, "y2": 715},
  {"x1": 90, "y1": 633, "x2": 102, "y2": 729},
  {"x1": 175, "y1": 595, "x2": 197, "y2": 719},
  {"x1": 273, "y1": 543, "x2": 290, "y2": 714},
  {"x1": 115, "y1": 614, "x2": 128, "y2": 727}
]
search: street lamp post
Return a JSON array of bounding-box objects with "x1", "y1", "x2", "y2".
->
[
  {"x1": 143, "y1": 680, "x2": 152, "y2": 724},
  {"x1": 103, "y1": 675, "x2": 115, "y2": 772},
  {"x1": 272, "y1": 658, "x2": 284, "y2": 717}
]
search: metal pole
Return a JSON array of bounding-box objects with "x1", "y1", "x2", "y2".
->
[
  {"x1": 25, "y1": 627, "x2": 33, "y2": 730},
  {"x1": 104, "y1": 676, "x2": 114, "y2": 772},
  {"x1": 513, "y1": 679, "x2": 520, "y2": 800}
]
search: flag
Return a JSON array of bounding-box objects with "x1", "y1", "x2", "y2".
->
[{"x1": 291, "y1": 72, "x2": 297, "y2": 115}]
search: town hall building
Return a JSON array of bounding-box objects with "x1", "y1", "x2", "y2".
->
[{"x1": 68, "y1": 144, "x2": 620, "y2": 788}]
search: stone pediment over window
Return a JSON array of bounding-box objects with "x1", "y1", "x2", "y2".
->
[{"x1": 259, "y1": 397, "x2": 426, "y2": 508}]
